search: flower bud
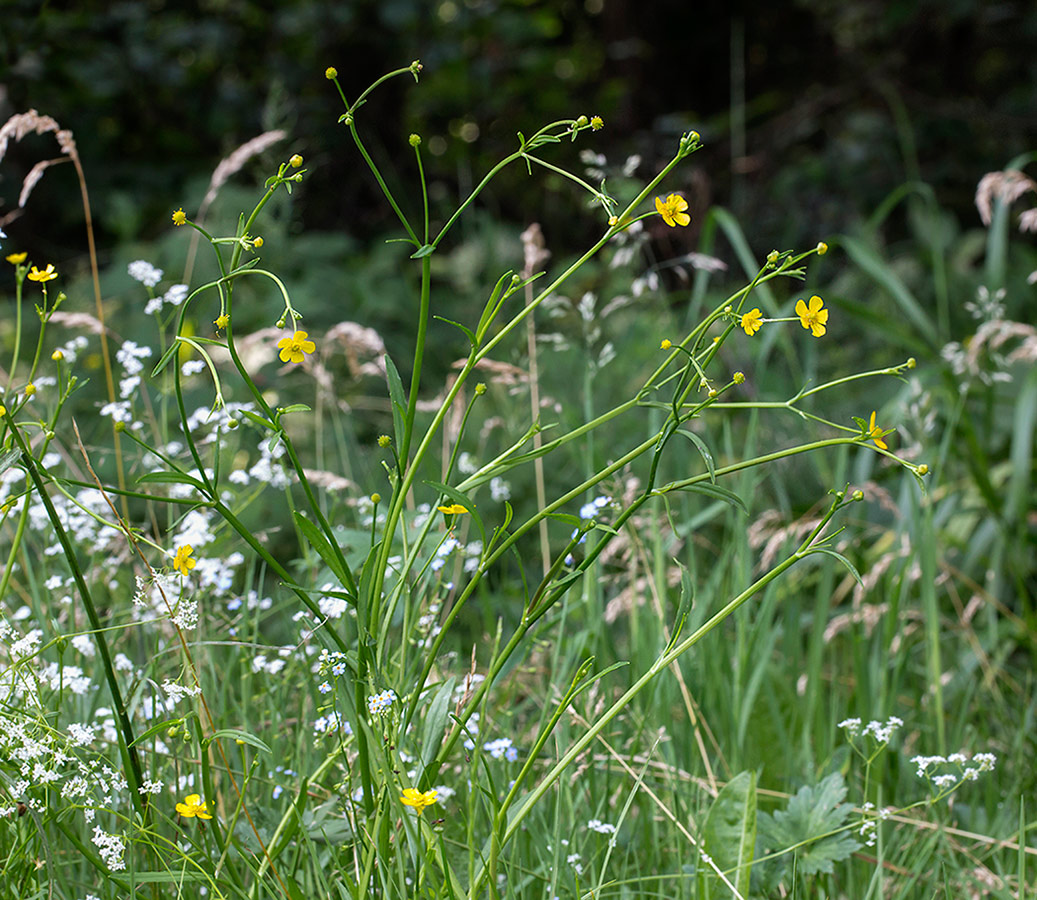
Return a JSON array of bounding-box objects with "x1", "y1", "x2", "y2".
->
[
  {"x1": 226, "y1": 418, "x2": 239, "y2": 429},
  {"x1": 816, "y1": 241, "x2": 829, "y2": 255},
  {"x1": 733, "y1": 371, "x2": 745, "y2": 384},
  {"x1": 907, "y1": 357, "x2": 916, "y2": 369},
  {"x1": 767, "y1": 250, "x2": 779, "y2": 265},
  {"x1": 378, "y1": 434, "x2": 391, "y2": 448},
  {"x1": 475, "y1": 382, "x2": 487, "y2": 395},
  {"x1": 52, "y1": 349, "x2": 64, "y2": 361},
  {"x1": 408, "y1": 133, "x2": 422, "y2": 147},
  {"x1": 252, "y1": 236, "x2": 264, "y2": 248},
  {"x1": 289, "y1": 154, "x2": 303, "y2": 168},
  {"x1": 660, "y1": 339, "x2": 672, "y2": 350},
  {"x1": 917, "y1": 464, "x2": 929, "y2": 476},
  {"x1": 371, "y1": 492, "x2": 381, "y2": 504},
  {"x1": 851, "y1": 489, "x2": 864, "y2": 501},
  {"x1": 325, "y1": 67, "x2": 338, "y2": 79},
  {"x1": 707, "y1": 388, "x2": 718, "y2": 398},
  {"x1": 114, "y1": 421, "x2": 126, "y2": 432},
  {"x1": 576, "y1": 115, "x2": 589, "y2": 127}
]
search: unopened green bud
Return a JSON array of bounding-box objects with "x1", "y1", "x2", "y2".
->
[
  {"x1": 325, "y1": 66, "x2": 338, "y2": 79},
  {"x1": 576, "y1": 115, "x2": 589, "y2": 127},
  {"x1": 475, "y1": 383, "x2": 487, "y2": 395},
  {"x1": 408, "y1": 133, "x2": 421, "y2": 147},
  {"x1": 226, "y1": 418, "x2": 239, "y2": 429},
  {"x1": 766, "y1": 250, "x2": 779, "y2": 265},
  {"x1": 907, "y1": 357, "x2": 916, "y2": 369},
  {"x1": 371, "y1": 492, "x2": 381, "y2": 504},
  {"x1": 917, "y1": 463, "x2": 929, "y2": 476},
  {"x1": 377, "y1": 434, "x2": 391, "y2": 448},
  {"x1": 733, "y1": 371, "x2": 745, "y2": 384},
  {"x1": 851, "y1": 489, "x2": 864, "y2": 501},
  {"x1": 114, "y1": 421, "x2": 126, "y2": 432}
]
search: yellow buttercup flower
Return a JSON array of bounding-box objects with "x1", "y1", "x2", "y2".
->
[
  {"x1": 27, "y1": 263, "x2": 58, "y2": 282},
  {"x1": 173, "y1": 544, "x2": 196, "y2": 576},
  {"x1": 175, "y1": 793, "x2": 212, "y2": 819},
  {"x1": 6, "y1": 252, "x2": 27, "y2": 265},
  {"x1": 437, "y1": 503, "x2": 468, "y2": 515},
  {"x1": 654, "y1": 194, "x2": 690, "y2": 227},
  {"x1": 590, "y1": 115, "x2": 604, "y2": 130},
  {"x1": 214, "y1": 313, "x2": 230, "y2": 332},
  {"x1": 740, "y1": 308, "x2": 763, "y2": 336},
  {"x1": 795, "y1": 295, "x2": 828, "y2": 337},
  {"x1": 660, "y1": 339, "x2": 672, "y2": 350},
  {"x1": 400, "y1": 787, "x2": 438, "y2": 815},
  {"x1": 277, "y1": 330, "x2": 316, "y2": 364},
  {"x1": 867, "y1": 411, "x2": 888, "y2": 450},
  {"x1": 172, "y1": 208, "x2": 187, "y2": 226}
]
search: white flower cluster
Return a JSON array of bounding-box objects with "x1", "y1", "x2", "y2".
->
[
  {"x1": 127, "y1": 259, "x2": 163, "y2": 287},
  {"x1": 145, "y1": 282, "x2": 189, "y2": 315},
  {"x1": 911, "y1": 750, "x2": 996, "y2": 788},
  {"x1": 91, "y1": 825, "x2": 126, "y2": 870},
  {"x1": 837, "y1": 715, "x2": 903, "y2": 744}
]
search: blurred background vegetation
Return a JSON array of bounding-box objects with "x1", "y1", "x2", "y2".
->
[{"x1": 3, "y1": 0, "x2": 1036, "y2": 254}]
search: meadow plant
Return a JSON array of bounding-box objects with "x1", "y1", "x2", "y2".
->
[{"x1": 0, "y1": 63, "x2": 1015, "y2": 899}]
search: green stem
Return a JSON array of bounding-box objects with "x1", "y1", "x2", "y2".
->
[{"x1": 8, "y1": 425, "x2": 145, "y2": 813}]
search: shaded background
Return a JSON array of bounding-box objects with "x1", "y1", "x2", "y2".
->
[{"x1": 3, "y1": 0, "x2": 1036, "y2": 258}]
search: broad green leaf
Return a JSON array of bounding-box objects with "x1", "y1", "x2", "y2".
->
[
  {"x1": 757, "y1": 772, "x2": 860, "y2": 876},
  {"x1": 699, "y1": 770, "x2": 756, "y2": 899}
]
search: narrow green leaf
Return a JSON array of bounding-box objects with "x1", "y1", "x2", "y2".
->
[
  {"x1": 675, "y1": 429, "x2": 717, "y2": 483},
  {"x1": 410, "y1": 244, "x2": 435, "y2": 258},
  {"x1": 675, "y1": 482, "x2": 749, "y2": 516},
  {"x1": 425, "y1": 480, "x2": 486, "y2": 546},
  {"x1": 419, "y1": 679, "x2": 455, "y2": 774},
  {"x1": 802, "y1": 547, "x2": 864, "y2": 587},
  {"x1": 294, "y1": 512, "x2": 354, "y2": 596},
  {"x1": 0, "y1": 449, "x2": 21, "y2": 475},
  {"x1": 150, "y1": 340, "x2": 180, "y2": 378},
  {"x1": 434, "y1": 314, "x2": 477, "y2": 348},
  {"x1": 203, "y1": 728, "x2": 272, "y2": 755},
  {"x1": 137, "y1": 471, "x2": 207, "y2": 492},
  {"x1": 475, "y1": 271, "x2": 514, "y2": 344},
  {"x1": 384, "y1": 354, "x2": 407, "y2": 449},
  {"x1": 238, "y1": 409, "x2": 277, "y2": 432}
]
